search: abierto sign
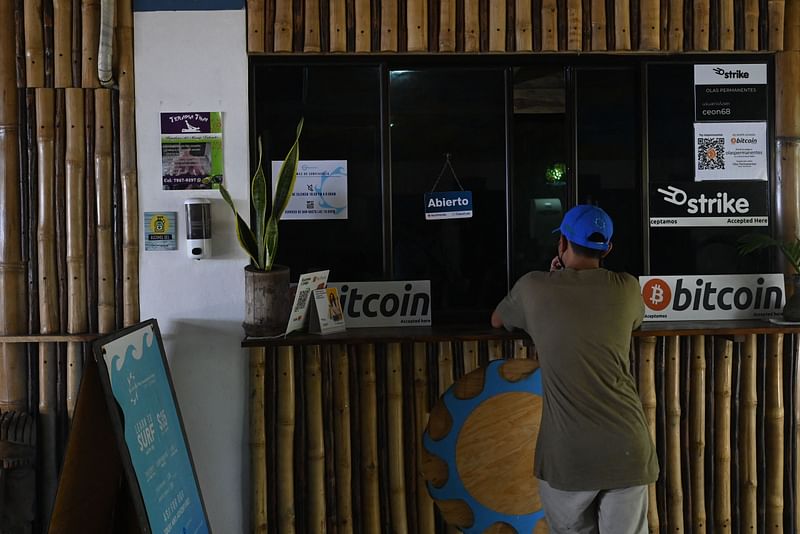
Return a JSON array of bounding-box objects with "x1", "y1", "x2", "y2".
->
[
  {"x1": 639, "y1": 274, "x2": 785, "y2": 321},
  {"x1": 328, "y1": 281, "x2": 432, "y2": 327}
]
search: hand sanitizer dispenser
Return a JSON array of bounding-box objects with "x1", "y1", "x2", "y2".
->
[{"x1": 185, "y1": 198, "x2": 211, "y2": 259}]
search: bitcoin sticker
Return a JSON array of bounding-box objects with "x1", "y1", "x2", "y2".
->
[{"x1": 642, "y1": 278, "x2": 671, "y2": 311}]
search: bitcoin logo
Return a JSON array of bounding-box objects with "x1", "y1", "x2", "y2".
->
[{"x1": 642, "y1": 278, "x2": 671, "y2": 311}]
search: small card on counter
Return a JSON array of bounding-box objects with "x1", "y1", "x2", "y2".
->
[
  {"x1": 285, "y1": 270, "x2": 330, "y2": 335},
  {"x1": 308, "y1": 287, "x2": 346, "y2": 335}
]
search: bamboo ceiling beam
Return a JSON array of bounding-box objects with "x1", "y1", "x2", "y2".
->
[
  {"x1": 304, "y1": 0, "x2": 321, "y2": 51},
  {"x1": 380, "y1": 0, "x2": 397, "y2": 51},
  {"x1": 355, "y1": 0, "x2": 371, "y2": 51},
  {"x1": 81, "y1": 0, "x2": 99, "y2": 87},
  {"x1": 515, "y1": 0, "x2": 532, "y2": 51},
  {"x1": 769, "y1": 0, "x2": 785, "y2": 50},
  {"x1": 566, "y1": 0, "x2": 580, "y2": 51},
  {"x1": 407, "y1": 0, "x2": 427, "y2": 51},
  {"x1": 438, "y1": 0, "x2": 455, "y2": 52},
  {"x1": 489, "y1": 0, "x2": 506, "y2": 51},
  {"x1": 639, "y1": 0, "x2": 659, "y2": 50},
  {"x1": 614, "y1": 0, "x2": 631, "y2": 50},
  {"x1": 719, "y1": 0, "x2": 734, "y2": 50},
  {"x1": 590, "y1": 0, "x2": 606, "y2": 50},
  {"x1": 744, "y1": 0, "x2": 759, "y2": 50},
  {"x1": 541, "y1": 0, "x2": 557, "y2": 51},
  {"x1": 329, "y1": 0, "x2": 346, "y2": 51},
  {"x1": 668, "y1": 0, "x2": 683, "y2": 51},
  {"x1": 464, "y1": 0, "x2": 479, "y2": 52},
  {"x1": 693, "y1": 0, "x2": 710, "y2": 50}
]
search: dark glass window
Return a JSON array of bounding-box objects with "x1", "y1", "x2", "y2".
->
[
  {"x1": 389, "y1": 69, "x2": 508, "y2": 321},
  {"x1": 576, "y1": 67, "x2": 643, "y2": 275},
  {"x1": 252, "y1": 66, "x2": 384, "y2": 282},
  {"x1": 647, "y1": 63, "x2": 772, "y2": 275}
]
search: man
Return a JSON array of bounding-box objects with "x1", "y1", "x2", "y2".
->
[{"x1": 491, "y1": 204, "x2": 658, "y2": 534}]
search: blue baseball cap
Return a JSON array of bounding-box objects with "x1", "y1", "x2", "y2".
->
[{"x1": 553, "y1": 205, "x2": 613, "y2": 251}]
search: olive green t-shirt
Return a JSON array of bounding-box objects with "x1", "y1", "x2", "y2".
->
[{"x1": 495, "y1": 268, "x2": 658, "y2": 491}]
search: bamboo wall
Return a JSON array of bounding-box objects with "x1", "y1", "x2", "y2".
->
[
  {"x1": 249, "y1": 333, "x2": 800, "y2": 534},
  {"x1": 0, "y1": 0, "x2": 139, "y2": 528}
]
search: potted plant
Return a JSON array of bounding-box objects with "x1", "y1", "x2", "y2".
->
[
  {"x1": 220, "y1": 119, "x2": 303, "y2": 336},
  {"x1": 738, "y1": 233, "x2": 800, "y2": 321}
]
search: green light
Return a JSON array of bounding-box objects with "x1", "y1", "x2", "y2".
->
[{"x1": 545, "y1": 163, "x2": 566, "y2": 185}]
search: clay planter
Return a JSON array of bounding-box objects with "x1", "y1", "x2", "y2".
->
[{"x1": 244, "y1": 264, "x2": 291, "y2": 337}]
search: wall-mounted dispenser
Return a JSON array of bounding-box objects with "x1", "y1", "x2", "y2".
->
[{"x1": 185, "y1": 198, "x2": 212, "y2": 259}]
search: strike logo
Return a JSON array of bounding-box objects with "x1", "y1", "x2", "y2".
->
[{"x1": 642, "y1": 279, "x2": 671, "y2": 311}]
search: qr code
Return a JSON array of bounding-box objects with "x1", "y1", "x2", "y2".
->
[
  {"x1": 697, "y1": 137, "x2": 725, "y2": 170},
  {"x1": 296, "y1": 289, "x2": 310, "y2": 310}
]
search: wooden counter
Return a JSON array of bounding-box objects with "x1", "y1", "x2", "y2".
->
[{"x1": 244, "y1": 322, "x2": 800, "y2": 533}]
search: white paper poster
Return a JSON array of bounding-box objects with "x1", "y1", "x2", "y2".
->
[
  {"x1": 273, "y1": 160, "x2": 348, "y2": 220},
  {"x1": 694, "y1": 122, "x2": 767, "y2": 181}
]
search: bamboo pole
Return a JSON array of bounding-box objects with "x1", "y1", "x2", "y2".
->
[
  {"x1": 36, "y1": 89, "x2": 58, "y2": 335},
  {"x1": 690, "y1": 335, "x2": 706, "y2": 533},
  {"x1": 512, "y1": 339, "x2": 526, "y2": 359},
  {"x1": 541, "y1": 0, "x2": 557, "y2": 50},
  {"x1": 787, "y1": 0, "x2": 799, "y2": 51},
  {"x1": 438, "y1": 342, "x2": 454, "y2": 392},
  {"x1": 358, "y1": 344, "x2": 380, "y2": 532},
  {"x1": 71, "y1": 0, "x2": 80, "y2": 84},
  {"x1": 515, "y1": 0, "x2": 532, "y2": 50},
  {"x1": 565, "y1": 0, "x2": 580, "y2": 50},
  {"x1": 81, "y1": 0, "x2": 99, "y2": 86},
  {"x1": 94, "y1": 88, "x2": 113, "y2": 333},
  {"x1": 35, "y1": 87, "x2": 58, "y2": 519},
  {"x1": 795, "y1": 334, "x2": 800, "y2": 534},
  {"x1": 489, "y1": 0, "x2": 506, "y2": 51},
  {"x1": 248, "y1": 0, "x2": 266, "y2": 52},
  {"x1": 304, "y1": 346, "x2": 326, "y2": 533},
  {"x1": 714, "y1": 338, "x2": 733, "y2": 533},
  {"x1": 719, "y1": 0, "x2": 734, "y2": 50},
  {"x1": 665, "y1": 336, "x2": 683, "y2": 532},
  {"x1": 487, "y1": 339, "x2": 503, "y2": 361},
  {"x1": 614, "y1": 0, "x2": 630, "y2": 50},
  {"x1": 463, "y1": 341, "x2": 478, "y2": 373},
  {"x1": 329, "y1": 0, "x2": 346, "y2": 51},
  {"x1": 769, "y1": 0, "x2": 785, "y2": 50},
  {"x1": 639, "y1": 0, "x2": 659, "y2": 50},
  {"x1": 693, "y1": 0, "x2": 710, "y2": 50},
  {"x1": 53, "y1": 0, "x2": 71, "y2": 86},
  {"x1": 744, "y1": 0, "x2": 759, "y2": 49},
  {"x1": 739, "y1": 334, "x2": 757, "y2": 532},
  {"x1": 304, "y1": 0, "x2": 321, "y2": 51},
  {"x1": 355, "y1": 0, "x2": 370, "y2": 51},
  {"x1": 413, "y1": 342, "x2": 435, "y2": 534},
  {"x1": 464, "y1": 0, "x2": 479, "y2": 51},
  {"x1": 590, "y1": 0, "x2": 606, "y2": 50},
  {"x1": 84, "y1": 91, "x2": 97, "y2": 334},
  {"x1": 407, "y1": 0, "x2": 427, "y2": 50},
  {"x1": 386, "y1": 343, "x2": 408, "y2": 532},
  {"x1": 0, "y1": 0, "x2": 26, "y2": 415},
  {"x1": 277, "y1": 346, "x2": 296, "y2": 533},
  {"x1": 250, "y1": 348, "x2": 267, "y2": 533},
  {"x1": 24, "y1": 0, "x2": 45, "y2": 86},
  {"x1": 638, "y1": 336, "x2": 659, "y2": 534},
  {"x1": 274, "y1": 0, "x2": 293, "y2": 50},
  {"x1": 438, "y1": 0, "x2": 455, "y2": 51},
  {"x1": 667, "y1": 0, "x2": 682, "y2": 51},
  {"x1": 118, "y1": 0, "x2": 138, "y2": 326},
  {"x1": 332, "y1": 345, "x2": 353, "y2": 534},
  {"x1": 766, "y1": 333, "x2": 784, "y2": 532},
  {"x1": 380, "y1": 0, "x2": 398, "y2": 50},
  {"x1": 65, "y1": 88, "x2": 86, "y2": 419}
]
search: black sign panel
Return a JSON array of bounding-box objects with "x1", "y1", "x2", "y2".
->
[
  {"x1": 694, "y1": 85, "x2": 768, "y2": 122},
  {"x1": 649, "y1": 181, "x2": 769, "y2": 227}
]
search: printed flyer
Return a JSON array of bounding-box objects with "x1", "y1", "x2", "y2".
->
[
  {"x1": 273, "y1": 160, "x2": 348, "y2": 220},
  {"x1": 161, "y1": 112, "x2": 223, "y2": 190},
  {"x1": 693, "y1": 122, "x2": 767, "y2": 181}
]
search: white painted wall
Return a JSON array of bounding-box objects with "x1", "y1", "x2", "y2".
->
[{"x1": 134, "y1": 10, "x2": 250, "y2": 532}]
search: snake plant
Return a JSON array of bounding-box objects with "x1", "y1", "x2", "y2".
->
[
  {"x1": 738, "y1": 232, "x2": 800, "y2": 274},
  {"x1": 220, "y1": 118, "x2": 303, "y2": 271}
]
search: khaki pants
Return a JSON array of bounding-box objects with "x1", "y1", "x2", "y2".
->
[{"x1": 537, "y1": 479, "x2": 648, "y2": 534}]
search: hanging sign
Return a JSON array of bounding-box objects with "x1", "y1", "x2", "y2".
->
[
  {"x1": 144, "y1": 212, "x2": 177, "y2": 251},
  {"x1": 424, "y1": 191, "x2": 474, "y2": 220},
  {"x1": 649, "y1": 181, "x2": 768, "y2": 227},
  {"x1": 639, "y1": 274, "x2": 785, "y2": 321},
  {"x1": 693, "y1": 122, "x2": 768, "y2": 181},
  {"x1": 328, "y1": 281, "x2": 432, "y2": 327},
  {"x1": 694, "y1": 64, "x2": 768, "y2": 122},
  {"x1": 425, "y1": 154, "x2": 473, "y2": 221},
  {"x1": 274, "y1": 160, "x2": 348, "y2": 220},
  {"x1": 160, "y1": 112, "x2": 224, "y2": 190}
]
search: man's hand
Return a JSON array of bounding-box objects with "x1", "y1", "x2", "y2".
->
[
  {"x1": 490, "y1": 309, "x2": 504, "y2": 329},
  {"x1": 550, "y1": 255, "x2": 563, "y2": 272}
]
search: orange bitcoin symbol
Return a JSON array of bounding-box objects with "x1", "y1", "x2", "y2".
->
[{"x1": 642, "y1": 279, "x2": 671, "y2": 311}]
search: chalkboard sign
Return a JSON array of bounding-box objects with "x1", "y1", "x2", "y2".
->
[{"x1": 93, "y1": 319, "x2": 211, "y2": 534}]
